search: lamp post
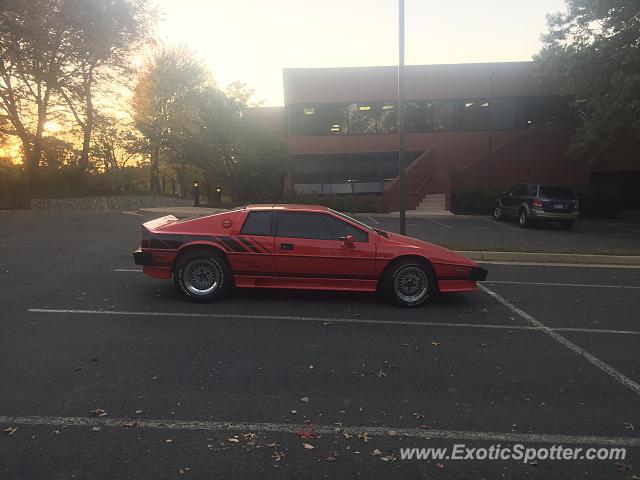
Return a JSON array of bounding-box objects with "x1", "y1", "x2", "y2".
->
[
  {"x1": 193, "y1": 181, "x2": 200, "y2": 207},
  {"x1": 398, "y1": 0, "x2": 407, "y2": 235}
]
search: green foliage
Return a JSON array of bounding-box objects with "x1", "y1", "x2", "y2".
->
[
  {"x1": 535, "y1": 0, "x2": 640, "y2": 163},
  {"x1": 575, "y1": 185, "x2": 622, "y2": 218},
  {"x1": 279, "y1": 192, "x2": 386, "y2": 213},
  {"x1": 451, "y1": 188, "x2": 503, "y2": 214}
]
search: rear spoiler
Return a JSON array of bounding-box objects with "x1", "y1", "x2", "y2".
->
[{"x1": 142, "y1": 215, "x2": 179, "y2": 232}]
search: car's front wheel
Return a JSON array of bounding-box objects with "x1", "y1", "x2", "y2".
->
[
  {"x1": 382, "y1": 259, "x2": 436, "y2": 307},
  {"x1": 518, "y1": 209, "x2": 530, "y2": 228},
  {"x1": 174, "y1": 249, "x2": 231, "y2": 302}
]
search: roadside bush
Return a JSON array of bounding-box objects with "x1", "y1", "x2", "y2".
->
[
  {"x1": 451, "y1": 188, "x2": 503, "y2": 214},
  {"x1": 576, "y1": 185, "x2": 621, "y2": 218},
  {"x1": 278, "y1": 192, "x2": 386, "y2": 213}
]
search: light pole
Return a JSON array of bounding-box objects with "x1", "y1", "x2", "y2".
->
[{"x1": 398, "y1": 0, "x2": 407, "y2": 235}]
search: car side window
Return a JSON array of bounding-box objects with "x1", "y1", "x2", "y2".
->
[
  {"x1": 240, "y1": 211, "x2": 273, "y2": 236},
  {"x1": 323, "y1": 215, "x2": 368, "y2": 242},
  {"x1": 276, "y1": 212, "x2": 334, "y2": 240},
  {"x1": 528, "y1": 184, "x2": 538, "y2": 196}
]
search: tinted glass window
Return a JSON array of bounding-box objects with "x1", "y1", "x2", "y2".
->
[
  {"x1": 462, "y1": 99, "x2": 489, "y2": 130},
  {"x1": 240, "y1": 211, "x2": 273, "y2": 236},
  {"x1": 324, "y1": 215, "x2": 368, "y2": 242},
  {"x1": 539, "y1": 186, "x2": 575, "y2": 199},
  {"x1": 276, "y1": 212, "x2": 334, "y2": 240},
  {"x1": 491, "y1": 98, "x2": 517, "y2": 129}
]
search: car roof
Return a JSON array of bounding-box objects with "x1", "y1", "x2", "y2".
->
[{"x1": 245, "y1": 204, "x2": 331, "y2": 213}]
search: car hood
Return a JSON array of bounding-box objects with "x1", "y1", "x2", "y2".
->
[{"x1": 381, "y1": 231, "x2": 478, "y2": 266}]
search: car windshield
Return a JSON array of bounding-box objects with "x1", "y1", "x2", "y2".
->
[
  {"x1": 329, "y1": 209, "x2": 376, "y2": 232},
  {"x1": 539, "y1": 186, "x2": 575, "y2": 199}
]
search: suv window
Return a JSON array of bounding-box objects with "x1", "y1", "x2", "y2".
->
[
  {"x1": 527, "y1": 184, "x2": 538, "y2": 196},
  {"x1": 276, "y1": 212, "x2": 334, "y2": 240},
  {"x1": 324, "y1": 215, "x2": 368, "y2": 242},
  {"x1": 240, "y1": 211, "x2": 273, "y2": 236}
]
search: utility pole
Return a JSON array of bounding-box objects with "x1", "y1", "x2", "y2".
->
[
  {"x1": 398, "y1": 0, "x2": 407, "y2": 235},
  {"x1": 488, "y1": 70, "x2": 494, "y2": 189}
]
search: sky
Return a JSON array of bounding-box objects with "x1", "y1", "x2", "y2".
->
[{"x1": 154, "y1": 0, "x2": 567, "y2": 106}]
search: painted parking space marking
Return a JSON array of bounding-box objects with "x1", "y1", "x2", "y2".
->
[
  {"x1": 478, "y1": 260, "x2": 640, "y2": 269},
  {"x1": 1, "y1": 414, "x2": 639, "y2": 446},
  {"x1": 485, "y1": 219, "x2": 523, "y2": 232},
  {"x1": 113, "y1": 268, "x2": 142, "y2": 272},
  {"x1": 425, "y1": 218, "x2": 452, "y2": 228},
  {"x1": 26, "y1": 308, "x2": 640, "y2": 335},
  {"x1": 484, "y1": 280, "x2": 640, "y2": 289},
  {"x1": 479, "y1": 284, "x2": 640, "y2": 397}
]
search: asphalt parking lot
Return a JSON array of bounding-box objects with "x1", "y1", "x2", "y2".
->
[
  {"x1": 1, "y1": 210, "x2": 639, "y2": 479},
  {"x1": 357, "y1": 215, "x2": 640, "y2": 255}
]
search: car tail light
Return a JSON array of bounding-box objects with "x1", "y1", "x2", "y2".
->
[{"x1": 533, "y1": 197, "x2": 542, "y2": 208}]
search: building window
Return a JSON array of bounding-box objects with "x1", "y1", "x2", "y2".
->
[
  {"x1": 377, "y1": 102, "x2": 398, "y2": 133},
  {"x1": 407, "y1": 101, "x2": 432, "y2": 133},
  {"x1": 348, "y1": 103, "x2": 378, "y2": 134},
  {"x1": 461, "y1": 99, "x2": 489, "y2": 130},
  {"x1": 289, "y1": 104, "x2": 348, "y2": 136},
  {"x1": 490, "y1": 97, "x2": 517, "y2": 130},
  {"x1": 432, "y1": 100, "x2": 460, "y2": 131}
]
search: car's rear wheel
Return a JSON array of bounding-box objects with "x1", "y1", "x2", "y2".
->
[
  {"x1": 382, "y1": 259, "x2": 436, "y2": 307},
  {"x1": 174, "y1": 249, "x2": 231, "y2": 302},
  {"x1": 493, "y1": 204, "x2": 503, "y2": 220},
  {"x1": 518, "y1": 209, "x2": 530, "y2": 228}
]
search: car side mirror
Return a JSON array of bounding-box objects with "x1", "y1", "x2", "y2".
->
[{"x1": 342, "y1": 235, "x2": 355, "y2": 248}]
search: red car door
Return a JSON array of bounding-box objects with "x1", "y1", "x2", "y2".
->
[
  {"x1": 274, "y1": 210, "x2": 376, "y2": 280},
  {"x1": 231, "y1": 209, "x2": 275, "y2": 274}
]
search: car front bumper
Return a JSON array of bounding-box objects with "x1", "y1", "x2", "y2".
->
[{"x1": 133, "y1": 248, "x2": 154, "y2": 266}]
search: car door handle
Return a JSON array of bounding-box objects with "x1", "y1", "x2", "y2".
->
[{"x1": 280, "y1": 243, "x2": 294, "y2": 250}]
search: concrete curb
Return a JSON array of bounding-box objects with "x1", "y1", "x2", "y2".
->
[{"x1": 458, "y1": 250, "x2": 640, "y2": 266}]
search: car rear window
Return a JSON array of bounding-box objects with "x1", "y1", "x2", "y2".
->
[
  {"x1": 539, "y1": 186, "x2": 575, "y2": 199},
  {"x1": 240, "y1": 211, "x2": 273, "y2": 236}
]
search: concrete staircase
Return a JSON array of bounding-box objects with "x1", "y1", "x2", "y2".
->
[{"x1": 414, "y1": 193, "x2": 451, "y2": 214}]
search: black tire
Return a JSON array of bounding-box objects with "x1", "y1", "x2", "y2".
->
[
  {"x1": 493, "y1": 203, "x2": 503, "y2": 220},
  {"x1": 518, "y1": 209, "x2": 530, "y2": 228},
  {"x1": 173, "y1": 249, "x2": 231, "y2": 302},
  {"x1": 560, "y1": 221, "x2": 574, "y2": 230},
  {"x1": 381, "y1": 258, "x2": 436, "y2": 307}
]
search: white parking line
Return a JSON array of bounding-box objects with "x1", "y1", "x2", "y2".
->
[
  {"x1": 25, "y1": 308, "x2": 640, "y2": 335},
  {"x1": 484, "y1": 280, "x2": 640, "y2": 289},
  {"x1": 479, "y1": 284, "x2": 640, "y2": 397},
  {"x1": 479, "y1": 260, "x2": 640, "y2": 269},
  {"x1": 485, "y1": 219, "x2": 523, "y2": 232},
  {"x1": 425, "y1": 218, "x2": 452, "y2": 229},
  {"x1": 607, "y1": 222, "x2": 640, "y2": 234},
  {"x1": 113, "y1": 268, "x2": 142, "y2": 272},
  {"x1": 1, "y1": 414, "x2": 638, "y2": 446}
]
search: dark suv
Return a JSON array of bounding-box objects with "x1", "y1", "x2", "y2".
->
[{"x1": 494, "y1": 183, "x2": 579, "y2": 228}]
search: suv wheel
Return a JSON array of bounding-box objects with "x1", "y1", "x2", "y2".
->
[
  {"x1": 493, "y1": 204, "x2": 503, "y2": 220},
  {"x1": 174, "y1": 249, "x2": 231, "y2": 302},
  {"x1": 382, "y1": 259, "x2": 436, "y2": 307},
  {"x1": 519, "y1": 209, "x2": 530, "y2": 228}
]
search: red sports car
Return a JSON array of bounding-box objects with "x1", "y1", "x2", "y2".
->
[{"x1": 133, "y1": 204, "x2": 487, "y2": 307}]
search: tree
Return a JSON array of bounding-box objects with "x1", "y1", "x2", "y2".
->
[
  {"x1": 131, "y1": 46, "x2": 210, "y2": 192},
  {"x1": 58, "y1": 0, "x2": 152, "y2": 172},
  {"x1": 0, "y1": 0, "x2": 72, "y2": 180},
  {"x1": 92, "y1": 113, "x2": 145, "y2": 171},
  {"x1": 535, "y1": 0, "x2": 640, "y2": 164}
]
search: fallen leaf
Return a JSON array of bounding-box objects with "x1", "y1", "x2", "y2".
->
[
  {"x1": 228, "y1": 436, "x2": 240, "y2": 443},
  {"x1": 343, "y1": 432, "x2": 353, "y2": 439},
  {"x1": 375, "y1": 370, "x2": 386, "y2": 378},
  {"x1": 387, "y1": 430, "x2": 398, "y2": 437},
  {"x1": 431, "y1": 341, "x2": 440, "y2": 347},
  {"x1": 122, "y1": 421, "x2": 137, "y2": 428},
  {"x1": 303, "y1": 443, "x2": 315, "y2": 450},
  {"x1": 2, "y1": 427, "x2": 17, "y2": 436},
  {"x1": 291, "y1": 410, "x2": 297, "y2": 415},
  {"x1": 91, "y1": 426, "x2": 101, "y2": 432},
  {"x1": 417, "y1": 424, "x2": 431, "y2": 430},
  {"x1": 615, "y1": 463, "x2": 632, "y2": 471},
  {"x1": 623, "y1": 423, "x2": 638, "y2": 432},
  {"x1": 135, "y1": 410, "x2": 143, "y2": 415},
  {"x1": 91, "y1": 409, "x2": 107, "y2": 417},
  {"x1": 326, "y1": 450, "x2": 338, "y2": 462},
  {"x1": 436, "y1": 463, "x2": 445, "y2": 469},
  {"x1": 300, "y1": 396, "x2": 309, "y2": 402},
  {"x1": 413, "y1": 412, "x2": 426, "y2": 420},
  {"x1": 165, "y1": 438, "x2": 173, "y2": 443},
  {"x1": 381, "y1": 452, "x2": 397, "y2": 462},
  {"x1": 371, "y1": 449, "x2": 383, "y2": 456},
  {"x1": 270, "y1": 444, "x2": 285, "y2": 462},
  {"x1": 358, "y1": 432, "x2": 370, "y2": 442}
]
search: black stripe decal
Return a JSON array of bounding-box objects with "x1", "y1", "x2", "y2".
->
[
  {"x1": 238, "y1": 237, "x2": 261, "y2": 253},
  {"x1": 252, "y1": 238, "x2": 273, "y2": 253},
  {"x1": 216, "y1": 236, "x2": 248, "y2": 253}
]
